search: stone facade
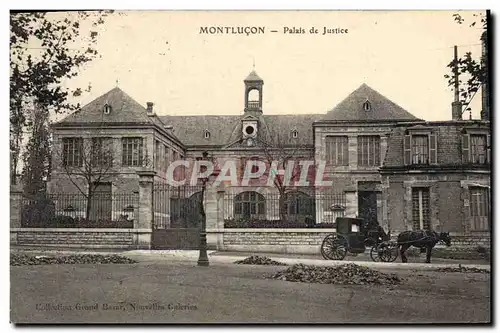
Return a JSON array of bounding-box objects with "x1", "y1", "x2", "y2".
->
[
  {"x1": 381, "y1": 121, "x2": 491, "y2": 236},
  {"x1": 17, "y1": 71, "x2": 489, "y2": 252}
]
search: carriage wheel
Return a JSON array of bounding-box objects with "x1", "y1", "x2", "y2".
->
[
  {"x1": 321, "y1": 234, "x2": 348, "y2": 260},
  {"x1": 370, "y1": 245, "x2": 381, "y2": 262},
  {"x1": 372, "y1": 241, "x2": 399, "y2": 262}
]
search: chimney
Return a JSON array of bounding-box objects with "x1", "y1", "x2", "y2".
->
[
  {"x1": 146, "y1": 102, "x2": 154, "y2": 115},
  {"x1": 451, "y1": 45, "x2": 462, "y2": 120}
]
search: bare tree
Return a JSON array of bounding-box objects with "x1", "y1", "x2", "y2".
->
[
  {"x1": 55, "y1": 130, "x2": 150, "y2": 220},
  {"x1": 57, "y1": 136, "x2": 114, "y2": 219},
  {"x1": 256, "y1": 134, "x2": 311, "y2": 221}
]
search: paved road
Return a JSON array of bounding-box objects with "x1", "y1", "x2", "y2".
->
[{"x1": 10, "y1": 260, "x2": 490, "y2": 324}]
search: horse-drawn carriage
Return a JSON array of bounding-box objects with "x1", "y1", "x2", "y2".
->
[{"x1": 320, "y1": 217, "x2": 399, "y2": 262}]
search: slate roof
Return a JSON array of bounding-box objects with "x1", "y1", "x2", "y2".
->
[
  {"x1": 54, "y1": 83, "x2": 421, "y2": 148},
  {"x1": 322, "y1": 83, "x2": 420, "y2": 121},
  {"x1": 55, "y1": 87, "x2": 156, "y2": 125},
  {"x1": 244, "y1": 70, "x2": 263, "y2": 82},
  {"x1": 159, "y1": 114, "x2": 324, "y2": 147},
  {"x1": 160, "y1": 115, "x2": 241, "y2": 146}
]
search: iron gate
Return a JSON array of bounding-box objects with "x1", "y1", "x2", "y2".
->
[{"x1": 152, "y1": 184, "x2": 202, "y2": 250}]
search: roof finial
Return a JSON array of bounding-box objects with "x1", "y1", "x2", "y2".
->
[
  {"x1": 116, "y1": 79, "x2": 119, "y2": 87},
  {"x1": 252, "y1": 57, "x2": 255, "y2": 70}
]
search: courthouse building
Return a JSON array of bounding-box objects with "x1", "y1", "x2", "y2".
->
[{"x1": 39, "y1": 70, "x2": 490, "y2": 251}]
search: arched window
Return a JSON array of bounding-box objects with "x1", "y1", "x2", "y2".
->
[
  {"x1": 292, "y1": 129, "x2": 298, "y2": 139},
  {"x1": 363, "y1": 100, "x2": 372, "y2": 111},
  {"x1": 204, "y1": 130, "x2": 210, "y2": 139},
  {"x1": 247, "y1": 89, "x2": 260, "y2": 110},
  {"x1": 234, "y1": 191, "x2": 265, "y2": 220},
  {"x1": 283, "y1": 191, "x2": 314, "y2": 221},
  {"x1": 248, "y1": 88, "x2": 260, "y2": 102},
  {"x1": 103, "y1": 103, "x2": 112, "y2": 114}
]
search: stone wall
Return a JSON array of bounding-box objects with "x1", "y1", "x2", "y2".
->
[
  {"x1": 213, "y1": 228, "x2": 490, "y2": 254},
  {"x1": 220, "y1": 229, "x2": 336, "y2": 254},
  {"x1": 449, "y1": 233, "x2": 490, "y2": 247},
  {"x1": 11, "y1": 228, "x2": 152, "y2": 249}
]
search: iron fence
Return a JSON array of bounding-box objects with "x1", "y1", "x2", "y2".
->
[
  {"x1": 20, "y1": 193, "x2": 139, "y2": 228},
  {"x1": 223, "y1": 191, "x2": 346, "y2": 228},
  {"x1": 153, "y1": 184, "x2": 203, "y2": 229}
]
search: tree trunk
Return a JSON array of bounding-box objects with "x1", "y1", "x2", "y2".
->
[
  {"x1": 86, "y1": 186, "x2": 92, "y2": 220},
  {"x1": 279, "y1": 190, "x2": 287, "y2": 222}
]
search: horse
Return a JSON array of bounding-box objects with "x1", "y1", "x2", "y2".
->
[{"x1": 397, "y1": 230, "x2": 452, "y2": 263}]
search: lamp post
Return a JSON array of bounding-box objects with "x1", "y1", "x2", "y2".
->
[{"x1": 197, "y1": 151, "x2": 210, "y2": 267}]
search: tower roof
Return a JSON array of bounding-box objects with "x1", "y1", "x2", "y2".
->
[
  {"x1": 244, "y1": 70, "x2": 263, "y2": 82},
  {"x1": 322, "y1": 83, "x2": 419, "y2": 121}
]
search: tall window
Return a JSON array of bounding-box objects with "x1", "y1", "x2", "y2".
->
[
  {"x1": 358, "y1": 136, "x2": 380, "y2": 166},
  {"x1": 411, "y1": 135, "x2": 429, "y2": 164},
  {"x1": 470, "y1": 187, "x2": 489, "y2": 231},
  {"x1": 470, "y1": 134, "x2": 487, "y2": 164},
  {"x1": 62, "y1": 137, "x2": 83, "y2": 167},
  {"x1": 91, "y1": 137, "x2": 112, "y2": 167},
  {"x1": 411, "y1": 187, "x2": 431, "y2": 230},
  {"x1": 234, "y1": 191, "x2": 266, "y2": 220},
  {"x1": 404, "y1": 132, "x2": 437, "y2": 165},
  {"x1": 122, "y1": 137, "x2": 144, "y2": 166},
  {"x1": 325, "y1": 136, "x2": 349, "y2": 166},
  {"x1": 155, "y1": 140, "x2": 161, "y2": 170}
]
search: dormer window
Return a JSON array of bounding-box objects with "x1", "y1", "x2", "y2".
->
[
  {"x1": 363, "y1": 100, "x2": 371, "y2": 111},
  {"x1": 204, "y1": 130, "x2": 210, "y2": 139},
  {"x1": 103, "y1": 103, "x2": 112, "y2": 114},
  {"x1": 292, "y1": 129, "x2": 298, "y2": 139}
]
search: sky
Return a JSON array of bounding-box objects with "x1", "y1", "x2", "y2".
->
[{"x1": 44, "y1": 11, "x2": 486, "y2": 121}]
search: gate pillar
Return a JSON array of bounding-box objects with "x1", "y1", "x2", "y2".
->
[
  {"x1": 10, "y1": 184, "x2": 23, "y2": 229},
  {"x1": 205, "y1": 184, "x2": 219, "y2": 249},
  {"x1": 136, "y1": 170, "x2": 156, "y2": 249}
]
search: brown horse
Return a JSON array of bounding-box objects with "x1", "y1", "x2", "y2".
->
[{"x1": 397, "y1": 230, "x2": 451, "y2": 263}]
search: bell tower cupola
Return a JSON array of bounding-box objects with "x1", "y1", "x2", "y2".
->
[{"x1": 244, "y1": 70, "x2": 263, "y2": 113}]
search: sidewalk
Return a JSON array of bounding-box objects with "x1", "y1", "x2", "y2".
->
[
  {"x1": 10, "y1": 246, "x2": 490, "y2": 271},
  {"x1": 122, "y1": 249, "x2": 490, "y2": 271}
]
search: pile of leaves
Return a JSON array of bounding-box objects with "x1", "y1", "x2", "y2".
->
[
  {"x1": 10, "y1": 253, "x2": 137, "y2": 266},
  {"x1": 234, "y1": 255, "x2": 287, "y2": 266},
  {"x1": 270, "y1": 263, "x2": 402, "y2": 285},
  {"x1": 436, "y1": 265, "x2": 490, "y2": 274}
]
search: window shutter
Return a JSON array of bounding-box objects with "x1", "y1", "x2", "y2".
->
[
  {"x1": 462, "y1": 134, "x2": 470, "y2": 164},
  {"x1": 403, "y1": 135, "x2": 411, "y2": 165},
  {"x1": 429, "y1": 133, "x2": 437, "y2": 164},
  {"x1": 486, "y1": 134, "x2": 491, "y2": 164}
]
